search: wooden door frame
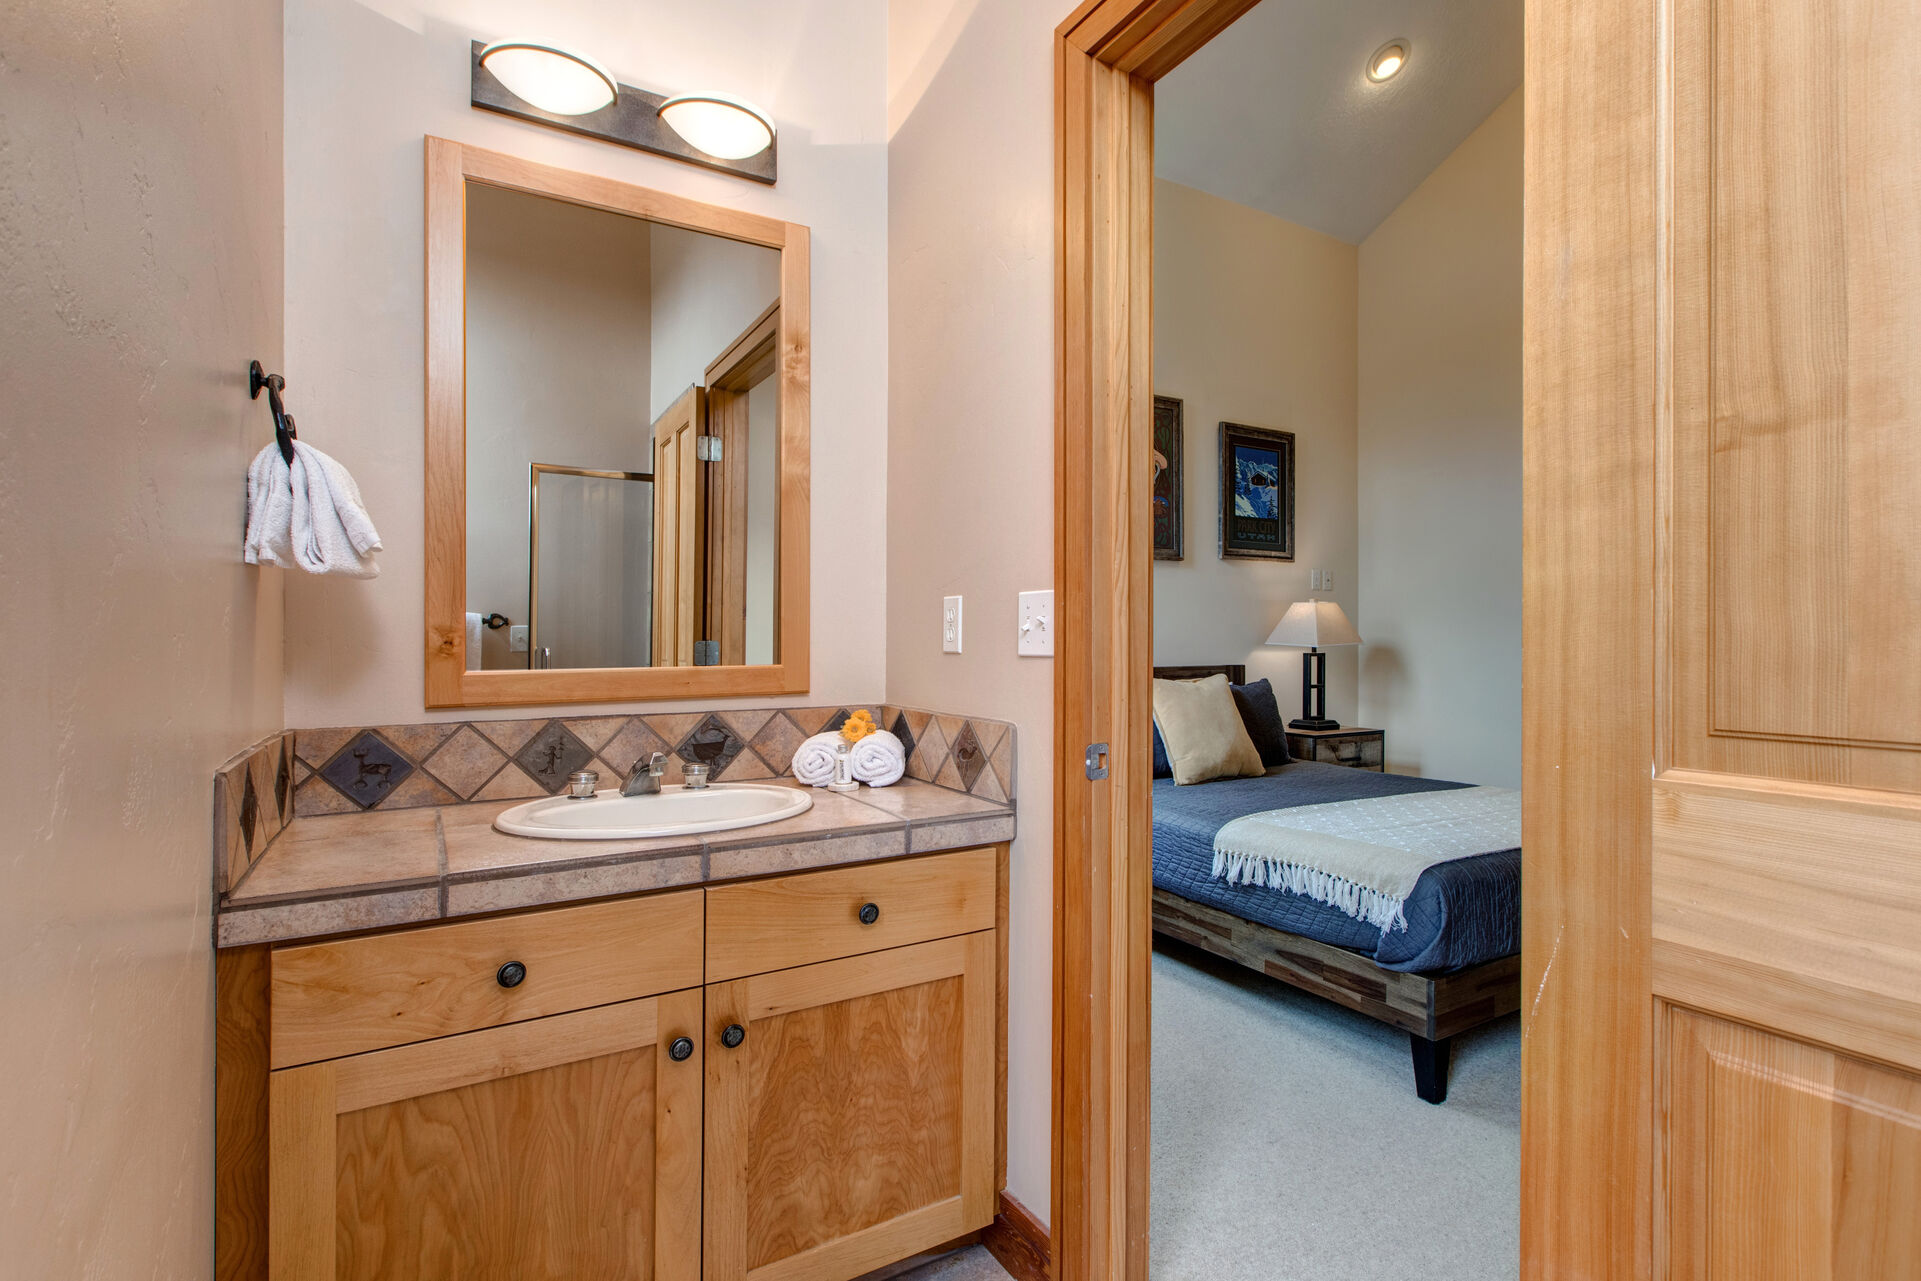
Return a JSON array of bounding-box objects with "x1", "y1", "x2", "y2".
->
[{"x1": 1053, "y1": 2, "x2": 1646, "y2": 1279}]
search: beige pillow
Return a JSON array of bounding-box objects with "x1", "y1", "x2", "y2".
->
[{"x1": 1152, "y1": 674, "x2": 1265, "y2": 785}]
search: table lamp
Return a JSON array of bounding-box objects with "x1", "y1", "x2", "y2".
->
[{"x1": 1265, "y1": 600, "x2": 1361, "y2": 730}]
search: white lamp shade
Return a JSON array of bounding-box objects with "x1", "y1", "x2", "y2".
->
[
  {"x1": 657, "y1": 94, "x2": 776, "y2": 159},
  {"x1": 480, "y1": 42, "x2": 617, "y2": 116},
  {"x1": 1265, "y1": 600, "x2": 1361, "y2": 648}
]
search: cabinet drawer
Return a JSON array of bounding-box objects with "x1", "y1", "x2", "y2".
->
[
  {"x1": 705, "y1": 847, "x2": 997, "y2": 982},
  {"x1": 1312, "y1": 736, "x2": 1383, "y2": 770},
  {"x1": 270, "y1": 889, "x2": 703, "y2": 1068}
]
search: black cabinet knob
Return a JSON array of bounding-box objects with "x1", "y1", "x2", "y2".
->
[
  {"x1": 720, "y1": 1023, "x2": 746, "y2": 1049},
  {"x1": 858, "y1": 902, "x2": 880, "y2": 925},
  {"x1": 496, "y1": 960, "x2": 527, "y2": 989},
  {"x1": 668, "y1": 1036, "x2": 694, "y2": 1062}
]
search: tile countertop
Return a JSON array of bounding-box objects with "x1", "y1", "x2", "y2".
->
[{"x1": 216, "y1": 780, "x2": 1016, "y2": 948}]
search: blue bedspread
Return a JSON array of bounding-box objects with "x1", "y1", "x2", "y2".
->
[{"x1": 1152, "y1": 761, "x2": 1520, "y2": 974}]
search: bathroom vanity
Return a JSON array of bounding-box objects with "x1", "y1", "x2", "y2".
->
[{"x1": 214, "y1": 781, "x2": 1014, "y2": 1281}]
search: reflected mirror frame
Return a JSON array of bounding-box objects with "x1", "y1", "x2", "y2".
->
[
  {"x1": 526, "y1": 463, "x2": 654, "y2": 670},
  {"x1": 423, "y1": 135, "x2": 811, "y2": 708}
]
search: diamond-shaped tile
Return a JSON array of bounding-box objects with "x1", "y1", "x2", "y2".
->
[
  {"x1": 473, "y1": 764, "x2": 547, "y2": 801},
  {"x1": 238, "y1": 771, "x2": 260, "y2": 860},
  {"x1": 889, "y1": 712, "x2": 918, "y2": 763},
  {"x1": 989, "y1": 729, "x2": 1015, "y2": 798},
  {"x1": 423, "y1": 725, "x2": 510, "y2": 798},
  {"x1": 317, "y1": 732, "x2": 415, "y2": 809},
  {"x1": 814, "y1": 707, "x2": 853, "y2": 736},
  {"x1": 721, "y1": 708, "x2": 776, "y2": 743},
  {"x1": 751, "y1": 713, "x2": 807, "y2": 774},
  {"x1": 514, "y1": 721, "x2": 596, "y2": 794},
  {"x1": 562, "y1": 717, "x2": 629, "y2": 752},
  {"x1": 296, "y1": 773, "x2": 361, "y2": 817},
  {"x1": 601, "y1": 719, "x2": 670, "y2": 775},
  {"x1": 380, "y1": 771, "x2": 460, "y2": 809},
  {"x1": 275, "y1": 738, "x2": 295, "y2": 826},
  {"x1": 677, "y1": 713, "x2": 746, "y2": 777},
  {"x1": 375, "y1": 723, "x2": 457, "y2": 762},
  {"x1": 910, "y1": 718, "x2": 950, "y2": 781},
  {"x1": 474, "y1": 719, "x2": 544, "y2": 755},
  {"x1": 950, "y1": 723, "x2": 987, "y2": 792}
]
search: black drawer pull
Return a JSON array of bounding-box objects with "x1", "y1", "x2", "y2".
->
[
  {"x1": 496, "y1": 960, "x2": 527, "y2": 989},
  {"x1": 668, "y1": 1036, "x2": 694, "y2": 1062},
  {"x1": 721, "y1": 1023, "x2": 746, "y2": 1049},
  {"x1": 858, "y1": 902, "x2": 881, "y2": 925}
]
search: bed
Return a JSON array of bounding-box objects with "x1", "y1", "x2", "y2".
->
[{"x1": 1150, "y1": 664, "x2": 1521, "y2": 1103}]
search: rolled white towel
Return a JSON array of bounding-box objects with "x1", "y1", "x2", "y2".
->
[
  {"x1": 290, "y1": 441, "x2": 382, "y2": 578},
  {"x1": 244, "y1": 444, "x2": 296, "y2": 567},
  {"x1": 850, "y1": 730, "x2": 906, "y2": 787},
  {"x1": 790, "y1": 733, "x2": 842, "y2": 787}
]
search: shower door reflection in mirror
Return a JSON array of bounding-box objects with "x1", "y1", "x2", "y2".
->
[{"x1": 461, "y1": 179, "x2": 782, "y2": 674}]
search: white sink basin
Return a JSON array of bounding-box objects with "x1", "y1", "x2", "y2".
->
[{"x1": 494, "y1": 783, "x2": 813, "y2": 841}]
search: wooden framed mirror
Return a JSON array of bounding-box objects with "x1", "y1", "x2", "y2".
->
[{"x1": 424, "y1": 137, "x2": 809, "y2": 707}]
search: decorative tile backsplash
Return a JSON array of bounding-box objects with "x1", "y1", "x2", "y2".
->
[
  {"x1": 284, "y1": 704, "x2": 1015, "y2": 819},
  {"x1": 215, "y1": 704, "x2": 1014, "y2": 894},
  {"x1": 214, "y1": 732, "x2": 297, "y2": 894}
]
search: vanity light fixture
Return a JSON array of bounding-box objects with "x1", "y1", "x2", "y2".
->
[
  {"x1": 470, "y1": 39, "x2": 778, "y2": 184},
  {"x1": 656, "y1": 94, "x2": 776, "y2": 161},
  {"x1": 1366, "y1": 39, "x2": 1410, "y2": 82},
  {"x1": 477, "y1": 42, "x2": 616, "y2": 116}
]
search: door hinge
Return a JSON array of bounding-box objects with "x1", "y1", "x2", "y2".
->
[
  {"x1": 697, "y1": 435, "x2": 723, "y2": 462},
  {"x1": 1085, "y1": 742, "x2": 1109, "y2": 781},
  {"x1": 694, "y1": 639, "x2": 720, "y2": 666}
]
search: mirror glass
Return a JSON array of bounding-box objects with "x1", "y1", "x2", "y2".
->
[{"x1": 463, "y1": 181, "x2": 782, "y2": 672}]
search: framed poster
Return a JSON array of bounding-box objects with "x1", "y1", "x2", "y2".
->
[
  {"x1": 1218, "y1": 421, "x2": 1295, "y2": 560},
  {"x1": 1152, "y1": 394, "x2": 1184, "y2": 560}
]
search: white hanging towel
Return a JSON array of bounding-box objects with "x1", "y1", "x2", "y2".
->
[
  {"x1": 288, "y1": 441, "x2": 382, "y2": 578},
  {"x1": 243, "y1": 444, "x2": 297, "y2": 568}
]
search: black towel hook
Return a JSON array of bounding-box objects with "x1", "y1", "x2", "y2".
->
[{"x1": 249, "y1": 360, "x2": 297, "y2": 464}]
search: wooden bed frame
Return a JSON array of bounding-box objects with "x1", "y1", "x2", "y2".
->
[{"x1": 1150, "y1": 665, "x2": 1521, "y2": 1102}]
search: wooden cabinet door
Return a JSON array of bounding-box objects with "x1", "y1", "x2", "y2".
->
[
  {"x1": 1528, "y1": 0, "x2": 1921, "y2": 1273},
  {"x1": 269, "y1": 991, "x2": 703, "y2": 1281},
  {"x1": 651, "y1": 385, "x2": 706, "y2": 667},
  {"x1": 702, "y1": 933, "x2": 997, "y2": 1281}
]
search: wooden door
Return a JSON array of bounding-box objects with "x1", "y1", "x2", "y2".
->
[
  {"x1": 1527, "y1": 0, "x2": 1921, "y2": 1274},
  {"x1": 652, "y1": 386, "x2": 706, "y2": 666},
  {"x1": 702, "y1": 934, "x2": 997, "y2": 1281},
  {"x1": 702, "y1": 302, "x2": 778, "y2": 668},
  {"x1": 269, "y1": 992, "x2": 704, "y2": 1281}
]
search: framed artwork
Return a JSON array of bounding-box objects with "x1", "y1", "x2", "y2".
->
[
  {"x1": 1152, "y1": 394, "x2": 1184, "y2": 560},
  {"x1": 1218, "y1": 421, "x2": 1295, "y2": 560}
]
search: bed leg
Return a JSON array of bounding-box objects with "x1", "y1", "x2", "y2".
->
[{"x1": 1411, "y1": 1034, "x2": 1452, "y2": 1104}]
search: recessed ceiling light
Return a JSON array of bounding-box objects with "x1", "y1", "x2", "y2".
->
[
  {"x1": 478, "y1": 41, "x2": 617, "y2": 116},
  {"x1": 1366, "y1": 40, "x2": 1409, "y2": 83},
  {"x1": 657, "y1": 94, "x2": 777, "y2": 160}
]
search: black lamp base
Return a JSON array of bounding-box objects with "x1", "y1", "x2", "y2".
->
[{"x1": 1288, "y1": 717, "x2": 1342, "y2": 732}]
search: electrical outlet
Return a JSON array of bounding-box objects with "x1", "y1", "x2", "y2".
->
[
  {"x1": 509, "y1": 624, "x2": 529, "y2": 653},
  {"x1": 1018, "y1": 590, "x2": 1054, "y2": 656},
  {"x1": 942, "y1": 596, "x2": 963, "y2": 654}
]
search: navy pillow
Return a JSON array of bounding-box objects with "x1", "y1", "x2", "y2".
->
[
  {"x1": 1152, "y1": 721, "x2": 1172, "y2": 778},
  {"x1": 1230, "y1": 678, "x2": 1291, "y2": 767}
]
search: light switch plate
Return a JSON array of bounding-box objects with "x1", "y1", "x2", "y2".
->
[
  {"x1": 943, "y1": 596, "x2": 963, "y2": 654},
  {"x1": 1018, "y1": 589, "x2": 1054, "y2": 656}
]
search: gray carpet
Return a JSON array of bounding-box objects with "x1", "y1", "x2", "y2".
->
[
  {"x1": 875, "y1": 1245, "x2": 1012, "y2": 1280},
  {"x1": 1150, "y1": 939, "x2": 1519, "y2": 1281}
]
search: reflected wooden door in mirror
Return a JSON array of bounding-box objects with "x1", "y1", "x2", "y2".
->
[{"x1": 424, "y1": 137, "x2": 810, "y2": 707}]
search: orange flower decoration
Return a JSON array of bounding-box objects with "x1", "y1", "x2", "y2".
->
[{"x1": 840, "y1": 710, "x2": 878, "y2": 743}]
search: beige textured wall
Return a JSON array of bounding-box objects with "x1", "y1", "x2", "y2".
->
[
  {"x1": 1152, "y1": 180, "x2": 1361, "y2": 715},
  {"x1": 282, "y1": 0, "x2": 887, "y2": 727},
  {"x1": 1357, "y1": 91, "x2": 1523, "y2": 786},
  {"x1": 0, "y1": 1, "x2": 285, "y2": 1273},
  {"x1": 887, "y1": 0, "x2": 1056, "y2": 1220}
]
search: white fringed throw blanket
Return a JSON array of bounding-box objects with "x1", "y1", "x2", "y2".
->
[{"x1": 1212, "y1": 786, "x2": 1520, "y2": 932}]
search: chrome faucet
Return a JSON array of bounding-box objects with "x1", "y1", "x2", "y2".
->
[{"x1": 621, "y1": 752, "x2": 668, "y2": 797}]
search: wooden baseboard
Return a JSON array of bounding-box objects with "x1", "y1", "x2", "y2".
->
[{"x1": 982, "y1": 1192, "x2": 1051, "y2": 1281}]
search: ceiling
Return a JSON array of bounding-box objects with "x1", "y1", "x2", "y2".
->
[{"x1": 1154, "y1": 0, "x2": 1522, "y2": 244}]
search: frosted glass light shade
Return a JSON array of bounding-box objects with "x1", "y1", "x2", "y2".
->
[
  {"x1": 1265, "y1": 600, "x2": 1362, "y2": 648},
  {"x1": 479, "y1": 42, "x2": 617, "y2": 116},
  {"x1": 657, "y1": 94, "x2": 776, "y2": 159}
]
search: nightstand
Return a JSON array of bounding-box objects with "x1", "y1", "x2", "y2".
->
[{"x1": 1285, "y1": 726, "x2": 1384, "y2": 771}]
